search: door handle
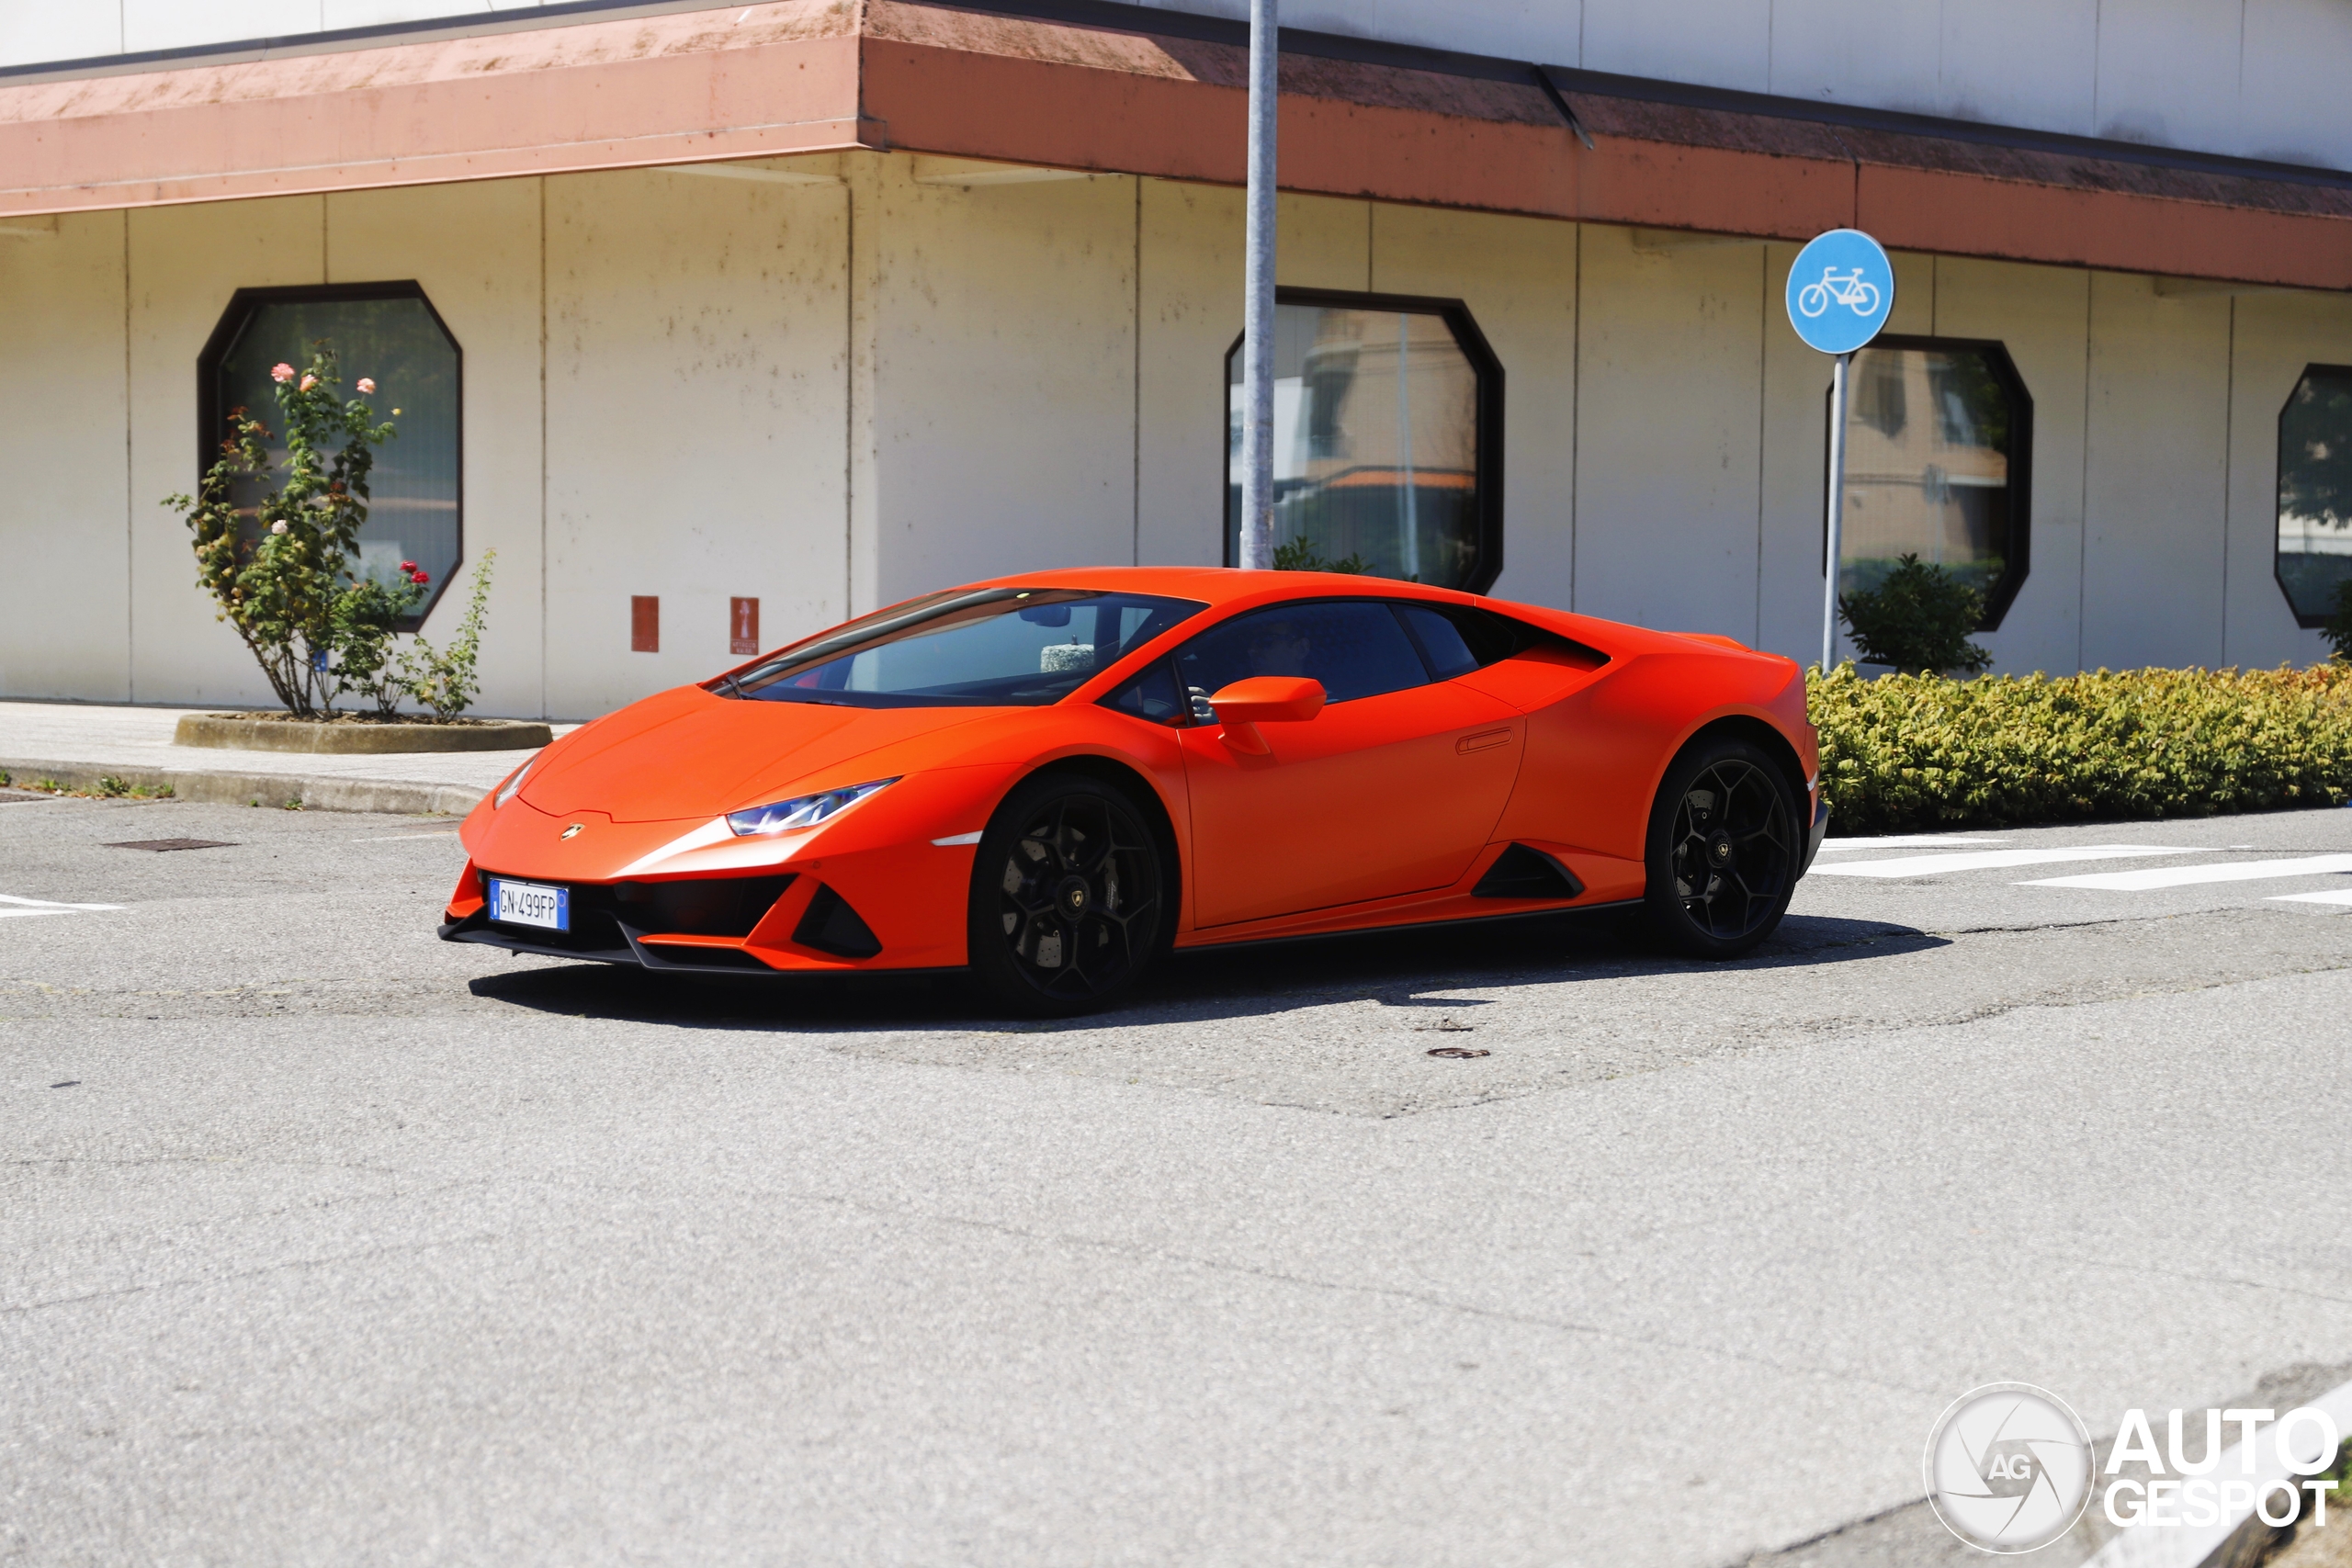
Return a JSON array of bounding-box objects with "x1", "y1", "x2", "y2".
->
[{"x1": 1456, "y1": 728, "x2": 1512, "y2": 754}]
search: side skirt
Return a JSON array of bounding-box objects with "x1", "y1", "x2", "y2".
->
[{"x1": 1171, "y1": 897, "x2": 1645, "y2": 957}]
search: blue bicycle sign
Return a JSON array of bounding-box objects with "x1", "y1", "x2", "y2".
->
[
  {"x1": 1785, "y1": 230, "x2": 1894, "y2": 355},
  {"x1": 1794, "y1": 267, "x2": 1881, "y2": 320}
]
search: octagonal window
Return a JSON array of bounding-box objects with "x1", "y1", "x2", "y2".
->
[
  {"x1": 1226, "y1": 290, "x2": 1502, "y2": 592},
  {"x1": 198, "y1": 283, "x2": 461, "y2": 627},
  {"x1": 1834, "y1": 337, "x2": 2032, "y2": 627},
  {"x1": 2277, "y1": 364, "x2": 2352, "y2": 628}
]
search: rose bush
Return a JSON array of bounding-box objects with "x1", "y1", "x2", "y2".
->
[{"x1": 166, "y1": 344, "x2": 400, "y2": 716}]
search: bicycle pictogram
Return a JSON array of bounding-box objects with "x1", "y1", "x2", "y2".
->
[{"x1": 1795, "y1": 266, "x2": 1883, "y2": 319}]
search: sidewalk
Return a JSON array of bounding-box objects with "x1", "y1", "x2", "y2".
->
[{"x1": 0, "y1": 701, "x2": 575, "y2": 815}]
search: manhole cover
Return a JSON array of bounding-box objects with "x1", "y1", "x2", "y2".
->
[
  {"x1": 1426, "y1": 1046, "x2": 1491, "y2": 1059},
  {"x1": 104, "y1": 839, "x2": 237, "y2": 852}
]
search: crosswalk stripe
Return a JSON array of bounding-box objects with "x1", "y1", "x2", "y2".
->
[
  {"x1": 2272, "y1": 888, "x2": 2352, "y2": 908},
  {"x1": 2023, "y1": 854, "x2": 2352, "y2": 891},
  {"x1": 0, "y1": 892, "x2": 122, "y2": 912},
  {"x1": 1815, "y1": 835, "x2": 2010, "y2": 851},
  {"x1": 1809, "y1": 845, "x2": 2190, "y2": 879}
]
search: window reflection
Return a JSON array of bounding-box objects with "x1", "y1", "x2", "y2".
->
[
  {"x1": 2277, "y1": 366, "x2": 2352, "y2": 626},
  {"x1": 1838, "y1": 344, "x2": 2025, "y2": 617},
  {"x1": 1226, "y1": 301, "x2": 1487, "y2": 590}
]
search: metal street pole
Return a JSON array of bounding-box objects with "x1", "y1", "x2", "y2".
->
[
  {"x1": 1821, "y1": 349, "x2": 1851, "y2": 671},
  {"x1": 1238, "y1": 0, "x2": 1277, "y2": 570}
]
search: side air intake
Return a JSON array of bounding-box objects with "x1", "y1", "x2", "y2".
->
[
  {"x1": 792, "y1": 884, "x2": 883, "y2": 958},
  {"x1": 1472, "y1": 843, "x2": 1585, "y2": 901}
]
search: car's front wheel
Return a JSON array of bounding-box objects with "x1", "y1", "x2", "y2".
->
[
  {"x1": 1638, "y1": 736, "x2": 1800, "y2": 959},
  {"x1": 967, "y1": 773, "x2": 1167, "y2": 1015}
]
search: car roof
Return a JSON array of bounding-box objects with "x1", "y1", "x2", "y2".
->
[{"x1": 952, "y1": 565, "x2": 1481, "y2": 610}]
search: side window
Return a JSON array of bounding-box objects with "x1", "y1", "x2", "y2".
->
[
  {"x1": 1396, "y1": 602, "x2": 1597, "y2": 674},
  {"x1": 1174, "y1": 601, "x2": 1430, "y2": 707},
  {"x1": 1394, "y1": 604, "x2": 1480, "y2": 680},
  {"x1": 1100, "y1": 660, "x2": 1185, "y2": 726}
]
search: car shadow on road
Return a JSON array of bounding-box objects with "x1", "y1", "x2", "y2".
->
[{"x1": 465, "y1": 909, "x2": 1948, "y2": 1033}]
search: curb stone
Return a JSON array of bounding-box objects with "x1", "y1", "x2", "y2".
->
[{"x1": 0, "y1": 758, "x2": 483, "y2": 817}]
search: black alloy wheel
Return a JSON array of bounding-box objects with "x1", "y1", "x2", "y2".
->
[
  {"x1": 967, "y1": 773, "x2": 1167, "y2": 1015},
  {"x1": 1639, "y1": 738, "x2": 1799, "y2": 959}
]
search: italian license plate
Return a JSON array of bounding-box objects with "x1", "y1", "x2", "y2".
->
[{"x1": 488, "y1": 876, "x2": 569, "y2": 931}]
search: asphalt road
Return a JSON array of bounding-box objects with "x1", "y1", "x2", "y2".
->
[{"x1": 4, "y1": 794, "x2": 2351, "y2": 1566}]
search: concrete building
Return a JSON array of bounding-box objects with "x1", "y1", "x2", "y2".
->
[{"x1": 3, "y1": 0, "x2": 2349, "y2": 719}]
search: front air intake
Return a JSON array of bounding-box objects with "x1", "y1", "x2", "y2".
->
[
  {"x1": 792, "y1": 884, "x2": 883, "y2": 959},
  {"x1": 1472, "y1": 843, "x2": 1585, "y2": 901}
]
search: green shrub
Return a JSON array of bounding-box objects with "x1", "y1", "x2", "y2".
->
[
  {"x1": 1272, "y1": 537, "x2": 1373, "y2": 575},
  {"x1": 2322, "y1": 579, "x2": 2352, "y2": 662},
  {"x1": 401, "y1": 549, "x2": 496, "y2": 721},
  {"x1": 1811, "y1": 662, "x2": 2352, "y2": 833},
  {"x1": 1839, "y1": 554, "x2": 1992, "y2": 674}
]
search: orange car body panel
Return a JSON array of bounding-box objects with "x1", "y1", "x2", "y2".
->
[{"x1": 446, "y1": 567, "x2": 1819, "y2": 973}]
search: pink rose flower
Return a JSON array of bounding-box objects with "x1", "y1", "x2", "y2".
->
[
  {"x1": 270, "y1": 363, "x2": 295, "y2": 384},
  {"x1": 356, "y1": 378, "x2": 376, "y2": 394},
  {"x1": 270, "y1": 520, "x2": 288, "y2": 535},
  {"x1": 299, "y1": 374, "x2": 317, "y2": 392}
]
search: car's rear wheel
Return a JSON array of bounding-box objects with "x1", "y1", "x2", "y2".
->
[
  {"x1": 1639, "y1": 737, "x2": 1799, "y2": 959},
  {"x1": 967, "y1": 773, "x2": 1166, "y2": 1016}
]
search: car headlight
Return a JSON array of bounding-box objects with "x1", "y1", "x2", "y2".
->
[
  {"x1": 726, "y1": 778, "x2": 897, "y2": 837},
  {"x1": 492, "y1": 760, "x2": 533, "y2": 808}
]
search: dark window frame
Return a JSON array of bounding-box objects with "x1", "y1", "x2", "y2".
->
[
  {"x1": 1820, "y1": 333, "x2": 2034, "y2": 631},
  {"x1": 1222, "y1": 287, "x2": 1507, "y2": 595},
  {"x1": 2276, "y1": 361, "x2": 2352, "y2": 631},
  {"x1": 196, "y1": 280, "x2": 465, "y2": 629}
]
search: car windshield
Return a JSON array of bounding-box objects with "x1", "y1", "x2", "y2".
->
[{"x1": 718, "y1": 589, "x2": 1207, "y2": 707}]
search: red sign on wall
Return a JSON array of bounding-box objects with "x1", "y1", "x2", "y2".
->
[
  {"x1": 630, "y1": 595, "x2": 659, "y2": 653},
  {"x1": 730, "y1": 597, "x2": 760, "y2": 656}
]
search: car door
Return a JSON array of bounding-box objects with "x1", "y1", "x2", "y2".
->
[{"x1": 1173, "y1": 599, "x2": 1523, "y2": 928}]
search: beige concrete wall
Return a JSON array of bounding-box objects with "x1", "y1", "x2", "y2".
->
[
  {"x1": 545, "y1": 164, "x2": 850, "y2": 719},
  {"x1": 2081, "y1": 275, "x2": 2236, "y2": 671},
  {"x1": 849, "y1": 154, "x2": 1137, "y2": 610},
  {"x1": 6, "y1": 158, "x2": 2351, "y2": 728},
  {"x1": 0, "y1": 211, "x2": 130, "y2": 702},
  {"x1": 1571, "y1": 225, "x2": 1769, "y2": 640}
]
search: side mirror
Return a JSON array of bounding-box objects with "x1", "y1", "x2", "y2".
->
[{"x1": 1207, "y1": 676, "x2": 1325, "y2": 754}]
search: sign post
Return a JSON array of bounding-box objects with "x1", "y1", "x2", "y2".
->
[
  {"x1": 1784, "y1": 229, "x2": 1894, "y2": 671},
  {"x1": 1237, "y1": 0, "x2": 1278, "y2": 570}
]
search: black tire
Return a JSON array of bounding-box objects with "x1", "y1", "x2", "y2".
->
[
  {"x1": 1638, "y1": 737, "x2": 1800, "y2": 959},
  {"x1": 967, "y1": 773, "x2": 1168, "y2": 1016}
]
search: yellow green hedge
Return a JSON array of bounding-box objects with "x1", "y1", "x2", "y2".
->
[{"x1": 1810, "y1": 662, "x2": 2352, "y2": 833}]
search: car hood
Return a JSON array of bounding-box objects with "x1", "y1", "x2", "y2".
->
[{"x1": 521, "y1": 686, "x2": 998, "y2": 822}]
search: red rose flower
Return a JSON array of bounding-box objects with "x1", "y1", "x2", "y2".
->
[{"x1": 412, "y1": 570, "x2": 431, "y2": 584}]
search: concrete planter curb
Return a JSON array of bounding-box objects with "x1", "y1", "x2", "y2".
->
[
  {"x1": 0, "y1": 758, "x2": 483, "y2": 817},
  {"x1": 174, "y1": 713, "x2": 552, "y2": 753}
]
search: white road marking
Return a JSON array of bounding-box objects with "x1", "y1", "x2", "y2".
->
[
  {"x1": 1814, "y1": 835, "x2": 2010, "y2": 851},
  {"x1": 1810, "y1": 846, "x2": 2191, "y2": 879},
  {"x1": 0, "y1": 893, "x2": 123, "y2": 918},
  {"x1": 2022, "y1": 854, "x2": 2352, "y2": 892},
  {"x1": 2271, "y1": 888, "x2": 2352, "y2": 908},
  {"x1": 931, "y1": 831, "x2": 983, "y2": 847}
]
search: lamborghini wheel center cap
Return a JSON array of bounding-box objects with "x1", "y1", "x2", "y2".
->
[{"x1": 1057, "y1": 875, "x2": 1090, "y2": 916}]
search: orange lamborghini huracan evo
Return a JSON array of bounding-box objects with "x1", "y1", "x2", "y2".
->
[{"x1": 442, "y1": 568, "x2": 1827, "y2": 1013}]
